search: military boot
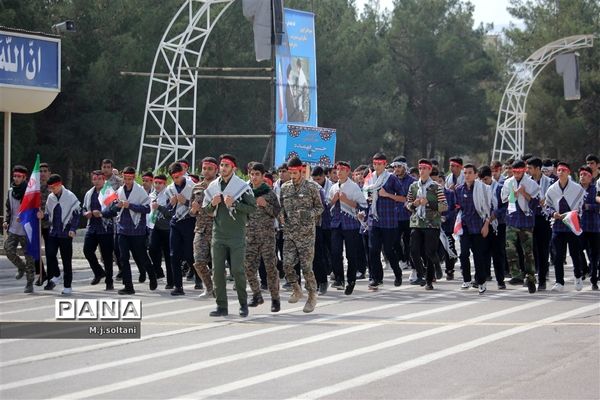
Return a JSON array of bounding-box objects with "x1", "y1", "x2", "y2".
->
[
  {"x1": 303, "y1": 292, "x2": 317, "y2": 313},
  {"x1": 288, "y1": 283, "x2": 304, "y2": 303},
  {"x1": 24, "y1": 280, "x2": 34, "y2": 294},
  {"x1": 248, "y1": 293, "x2": 264, "y2": 307}
]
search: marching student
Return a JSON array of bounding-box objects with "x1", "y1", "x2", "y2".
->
[
  {"x1": 101, "y1": 158, "x2": 124, "y2": 281},
  {"x1": 545, "y1": 162, "x2": 586, "y2": 291},
  {"x1": 445, "y1": 157, "x2": 465, "y2": 190},
  {"x1": 82, "y1": 170, "x2": 114, "y2": 290},
  {"x1": 501, "y1": 160, "x2": 540, "y2": 293},
  {"x1": 432, "y1": 168, "x2": 457, "y2": 280},
  {"x1": 104, "y1": 167, "x2": 157, "y2": 295},
  {"x1": 585, "y1": 154, "x2": 599, "y2": 183},
  {"x1": 527, "y1": 157, "x2": 553, "y2": 290},
  {"x1": 578, "y1": 166, "x2": 599, "y2": 290},
  {"x1": 364, "y1": 152, "x2": 405, "y2": 290},
  {"x1": 40, "y1": 174, "x2": 81, "y2": 295},
  {"x1": 310, "y1": 167, "x2": 333, "y2": 291},
  {"x1": 391, "y1": 157, "x2": 416, "y2": 278},
  {"x1": 280, "y1": 156, "x2": 323, "y2": 312},
  {"x1": 165, "y1": 162, "x2": 196, "y2": 296},
  {"x1": 3, "y1": 165, "x2": 35, "y2": 293},
  {"x1": 203, "y1": 154, "x2": 256, "y2": 317},
  {"x1": 244, "y1": 162, "x2": 282, "y2": 311},
  {"x1": 328, "y1": 161, "x2": 368, "y2": 295},
  {"x1": 141, "y1": 171, "x2": 154, "y2": 195},
  {"x1": 455, "y1": 164, "x2": 493, "y2": 294},
  {"x1": 406, "y1": 160, "x2": 448, "y2": 290},
  {"x1": 148, "y1": 174, "x2": 172, "y2": 286}
]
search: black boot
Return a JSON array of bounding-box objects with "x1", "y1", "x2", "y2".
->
[
  {"x1": 209, "y1": 307, "x2": 228, "y2": 317},
  {"x1": 248, "y1": 293, "x2": 264, "y2": 307},
  {"x1": 271, "y1": 299, "x2": 281, "y2": 312},
  {"x1": 239, "y1": 304, "x2": 249, "y2": 317}
]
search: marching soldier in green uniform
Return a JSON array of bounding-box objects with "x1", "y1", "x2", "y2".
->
[
  {"x1": 190, "y1": 157, "x2": 219, "y2": 298},
  {"x1": 203, "y1": 154, "x2": 256, "y2": 317},
  {"x1": 245, "y1": 162, "x2": 282, "y2": 312},
  {"x1": 280, "y1": 157, "x2": 324, "y2": 313}
]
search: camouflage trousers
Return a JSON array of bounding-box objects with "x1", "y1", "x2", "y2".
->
[
  {"x1": 193, "y1": 231, "x2": 213, "y2": 290},
  {"x1": 506, "y1": 226, "x2": 535, "y2": 281},
  {"x1": 283, "y1": 235, "x2": 317, "y2": 293},
  {"x1": 244, "y1": 234, "x2": 279, "y2": 300},
  {"x1": 4, "y1": 233, "x2": 35, "y2": 282}
]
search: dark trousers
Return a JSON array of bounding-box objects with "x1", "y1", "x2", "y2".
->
[
  {"x1": 410, "y1": 228, "x2": 439, "y2": 283},
  {"x1": 170, "y1": 218, "x2": 195, "y2": 289},
  {"x1": 551, "y1": 231, "x2": 583, "y2": 285},
  {"x1": 149, "y1": 228, "x2": 170, "y2": 283},
  {"x1": 395, "y1": 220, "x2": 412, "y2": 265},
  {"x1": 118, "y1": 234, "x2": 154, "y2": 290},
  {"x1": 580, "y1": 232, "x2": 600, "y2": 284},
  {"x1": 34, "y1": 228, "x2": 50, "y2": 278},
  {"x1": 312, "y1": 226, "x2": 329, "y2": 284},
  {"x1": 83, "y1": 232, "x2": 114, "y2": 283},
  {"x1": 439, "y1": 230, "x2": 456, "y2": 274},
  {"x1": 368, "y1": 226, "x2": 401, "y2": 282},
  {"x1": 533, "y1": 215, "x2": 551, "y2": 281},
  {"x1": 46, "y1": 236, "x2": 73, "y2": 288},
  {"x1": 459, "y1": 227, "x2": 490, "y2": 285},
  {"x1": 331, "y1": 228, "x2": 361, "y2": 284},
  {"x1": 321, "y1": 228, "x2": 333, "y2": 275},
  {"x1": 487, "y1": 225, "x2": 506, "y2": 284},
  {"x1": 357, "y1": 232, "x2": 369, "y2": 274}
]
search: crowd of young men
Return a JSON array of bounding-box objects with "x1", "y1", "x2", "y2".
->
[{"x1": 4, "y1": 152, "x2": 599, "y2": 317}]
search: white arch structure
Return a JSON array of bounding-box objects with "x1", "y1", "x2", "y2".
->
[
  {"x1": 137, "y1": 0, "x2": 236, "y2": 172},
  {"x1": 492, "y1": 34, "x2": 594, "y2": 162}
]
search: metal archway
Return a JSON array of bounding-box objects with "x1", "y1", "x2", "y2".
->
[
  {"x1": 491, "y1": 34, "x2": 594, "y2": 162},
  {"x1": 137, "y1": 0, "x2": 237, "y2": 172}
]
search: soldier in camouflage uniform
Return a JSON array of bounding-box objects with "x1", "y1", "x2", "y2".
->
[
  {"x1": 190, "y1": 157, "x2": 219, "y2": 298},
  {"x1": 3, "y1": 165, "x2": 35, "y2": 293},
  {"x1": 280, "y1": 157, "x2": 324, "y2": 313},
  {"x1": 245, "y1": 163, "x2": 282, "y2": 312}
]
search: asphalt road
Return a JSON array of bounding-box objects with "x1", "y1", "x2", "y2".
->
[{"x1": 0, "y1": 257, "x2": 598, "y2": 400}]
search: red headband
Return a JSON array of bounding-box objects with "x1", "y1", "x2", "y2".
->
[
  {"x1": 512, "y1": 168, "x2": 527, "y2": 173},
  {"x1": 579, "y1": 170, "x2": 592, "y2": 177},
  {"x1": 557, "y1": 166, "x2": 570, "y2": 173},
  {"x1": 142, "y1": 176, "x2": 154, "y2": 181},
  {"x1": 12, "y1": 172, "x2": 27, "y2": 178},
  {"x1": 48, "y1": 181, "x2": 62, "y2": 188},
  {"x1": 418, "y1": 163, "x2": 432, "y2": 170},
  {"x1": 123, "y1": 172, "x2": 136, "y2": 178},
  {"x1": 171, "y1": 171, "x2": 185, "y2": 179},
  {"x1": 450, "y1": 161, "x2": 463, "y2": 168},
  {"x1": 288, "y1": 166, "x2": 303, "y2": 172},
  {"x1": 373, "y1": 159, "x2": 387, "y2": 165},
  {"x1": 220, "y1": 158, "x2": 236, "y2": 168},
  {"x1": 264, "y1": 177, "x2": 273, "y2": 187},
  {"x1": 153, "y1": 178, "x2": 167, "y2": 184},
  {"x1": 202, "y1": 161, "x2": 218, "y2": 169}
]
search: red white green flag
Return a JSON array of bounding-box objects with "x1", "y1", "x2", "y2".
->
[
  {"x1": 98, "y1": 181, "x2": 118, "y2": 209},
  {"x1": 561, "y1": 211, "x2": 582, "y2": 236},
  {"x1": 453, "y1": 211, "x2": 463, "y2": 237}
]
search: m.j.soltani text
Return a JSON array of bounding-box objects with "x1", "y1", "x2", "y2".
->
[{"x1": 89, "y1": 325, "x2": 138, "y2": 336}]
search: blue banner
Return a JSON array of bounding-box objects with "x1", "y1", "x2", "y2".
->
[
  {"x1": 285, "y1": 125, "x2": 336, "y2": 166},
  {"x1": 275, "y1": 9, "x2": 320, "y2": 167},
  {"x1": 0, "y1": 31, "x2": 60, "y2": 90}
]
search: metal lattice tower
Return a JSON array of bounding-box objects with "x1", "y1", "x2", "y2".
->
[
  {"x1": 492, "y1": 35, "x2": 594, "y2": 162},
  {"x1": 137, "y1": 0, "x2": 236, "y2": 172}
]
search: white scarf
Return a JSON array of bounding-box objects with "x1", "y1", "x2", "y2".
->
[
  {"x1": 147, "y1": 187, "x2": 169, "y2": 229},
  {"x1": 501, "y1": 175, "x2": 540, "y2": 216},
  {"x1": 83, "y1": 186, "x2": 111, "y2": 230},
  {"x1": 46, "y1": 187, "x2": 80, "y2": 228},
  {"x1": 416, "y1": 178, "x2": 434, "y2": 220},
  {"x1": 364, "y1": 170, "x2": 391, "y2": 221},
  {"x1": 545, "y1": 180, "x2": 585, "y2": 214},
  {"x1": 202, "y1": 174, "x2": 253, "y2": 220},
  {"x1": 536, "y1": 174, "x2": 552, "y2": 197},
  {"x1": 328, "y1": 179, "x2": 367, "y2": 219},
  {"x1": 473, "y1": 180, "x2": 498, "y2": 231},
  {"x1": 445, "y1": 171, "x2": 464, "y2": 189},
  {"x1": 117, "y1": 182, "x2": 150, "y2": 228},
  {"x1": 165, "y1": 178, "x2": 194, "y2": 222}
]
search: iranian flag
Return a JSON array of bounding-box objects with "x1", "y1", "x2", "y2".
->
[
  {"x1": 561, "y1": 211, "x2": 582, "y2": 236},
  {"x1": 507, "y1": 181, "x2": 517, "y2": 213},
  {"x1": 18, "y1": 154, "x2": 41, "y2": 260},
  {"x1": 98, "y1": 181, "x2": 118, "y2": 209},
  {"x1": 453, "y1": 211, "x2": 463, "y2": 237}
]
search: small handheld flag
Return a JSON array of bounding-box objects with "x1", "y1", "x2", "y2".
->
[
  {"x1": 561, "y1": 211, "x2": 582, "y2": 236},
  {"x1": 18, "y1": 154, "x2": 41, "y2": 261}
]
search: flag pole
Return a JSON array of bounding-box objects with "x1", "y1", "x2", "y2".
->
[{"x1": 37, "y1": 208, "x2": 45, "y2": 285}]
